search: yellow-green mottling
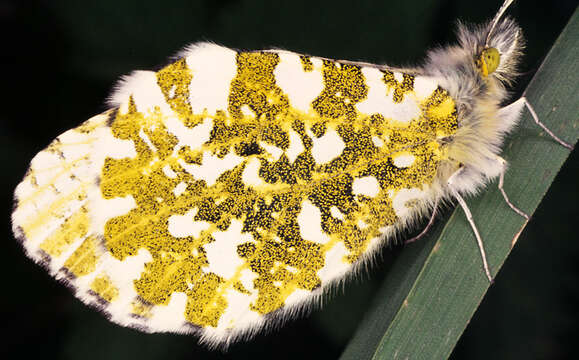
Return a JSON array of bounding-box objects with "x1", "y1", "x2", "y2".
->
[
  {"x1": 39, "y1": 207, "x2": 89, "y2": 257},
  {"x1": 229, "y1": 52, "x2": 289, "y2": 122},
  {"x1": 63, "y1": 235, "x2": 98, "y2": 276},
  {"x1": 300, "y1": 55, "x2": 314, "y2": 72},
  {"x1": 97, "y1": 51, "x2": 458, "y2": 328},
  {"x1": 312, "y1": 60, "x2": 368, "y2": 120},
  {"x1": 91, "y1": 275, "x2": 119, "y2": 303},
  {"x1": 382, "y1": 70, "x2": 415, "y2": 103},
  {"x1": 131, "y1": 299, "x2": 153, "y2": 319},
  {"x1": 157, "y1": 58, "x2": 193, "y2": 118}
]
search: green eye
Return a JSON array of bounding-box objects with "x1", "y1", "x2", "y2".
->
[{"x1": 478, "y1": 47, "x2": 500, "y2": 76}]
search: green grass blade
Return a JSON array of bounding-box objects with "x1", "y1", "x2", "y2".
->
[{"x1": 340, "y1": 8, "x2": 579, "y2": 360}]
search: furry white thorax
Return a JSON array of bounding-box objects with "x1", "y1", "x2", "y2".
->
[{"x1": 421, "y1": 17, "x2": 525, "y2": 198}]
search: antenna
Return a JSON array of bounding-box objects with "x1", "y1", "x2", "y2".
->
[{"x1": 485, "y1": 0, "x2": 515, "y2": 47}]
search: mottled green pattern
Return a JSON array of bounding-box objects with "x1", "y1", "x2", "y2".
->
[{"x1": 99, "y1": 50, "x2": 458, "y2": 327}]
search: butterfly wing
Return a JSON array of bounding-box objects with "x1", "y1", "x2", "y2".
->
[{"x1": 12, "y1": 42, "x2": 458, "y2": 346}]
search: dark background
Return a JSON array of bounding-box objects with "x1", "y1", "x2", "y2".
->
[{"x1": 1, "y1": 0, "x2": 577, "y2": 359}]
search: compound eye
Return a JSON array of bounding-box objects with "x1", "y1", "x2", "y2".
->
[{"x1": 477, "y1": 47, "x2": 500, "y2": 76}]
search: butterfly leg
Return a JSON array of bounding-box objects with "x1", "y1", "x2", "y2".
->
[
  {"x1": 448, "y1": 167, "x2": 493, "y2": 282},
  {"x1": 520, "y1": 97, "x2": 573, "y2": 150},
  {"x1": 405, "y1": 198, "x2": 439, "y2": 244},
  {"x1": 494, "y1": 156, "x2": 530, "y2": 220}
]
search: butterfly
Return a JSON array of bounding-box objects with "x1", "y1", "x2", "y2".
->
[{"x1": 11, "y1": 0, "x2": 573, "y2": 350}]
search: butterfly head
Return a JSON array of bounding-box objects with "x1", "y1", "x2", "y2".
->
[{"x1": 476, "y1": 47, "x2": 500, "y2": 76}]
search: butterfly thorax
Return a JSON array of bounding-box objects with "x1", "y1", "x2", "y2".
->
[{"x1": 421, "y1": 17, "x2": 524, "y2": 196}]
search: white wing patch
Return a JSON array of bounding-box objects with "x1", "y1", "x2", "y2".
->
[
  {"x1": 218, "y1": 289, "x2": 259, "y2": 330},
  {"x1": 110, "y1": 71, "x2": 174, "y2": 115},
  {"x1": 317, "y1": 242, "x2": 350, "y2": 283},
  {"x1": 330, "y1": 206, "x2": 345, "y2": 220},
  {"x1": 390, "y1": 188, "x2": 428, "y2": 218},
  {"x1": 392, "y1": 152, "x2": 416, "y2": 168},
  {"x1": 91, "y1": 195, "x2": 137, "y2": 235},
  {"x1": 413, "y1": 76, "x2": 439, "y2": 99},
  {"x1": 356, "y1": 67, "x2": 423, "y2": 123},
  {"x1": 241, "y1": 158, "x2": 264, "y2": 187},
  {"x1": 259, "y1": 141, "x2": 284, "y2": 161},
  {"x1": 148, "y1": 292, "x2": 189, "y2": 331},
  {"x1": 168, "y1": 208, "x2": 211, "y2": 238},
  {"x1": 352, "y1": 176, "x2": 381, "y2": 197},
  {"x1": 274, "y1": 52, "x2": 324, "y2": 113},
  {"x1": 183, "y1": 42, "x2": 237, "y2": 116},
  {"x1": 310, "y1": 128, "x2": 345, "y2": 164},
  {"x1": 239, "y1": 268, "x2": 258, "y2": 291},
  {"x1": 387, "y1": 96, "x2": 421, "y2": 124},
  {"x1": 297, "y1": 200, "x2": 330, "y2": 245},
  {"x1": 204, "y1": 220, "x2": 253, "y2": 279},
  {"x1": 165, "y1": 117, "x2": 213, "y2": 150},
  {"x1": 372, "y1": 135, "x2": 385, "y2": 148},
  {"x1": 163, "y1": 164, "x2": 178, "y2": 179},
  {"x1": 286, "y1": 129, "x2": 305, "y2": 163},
  {"x1": 179, "y1": 151, "x2": 244, "y2": 186},
  {"x1": 173, "y1": 181, "x2": 187, "y2": 197}
]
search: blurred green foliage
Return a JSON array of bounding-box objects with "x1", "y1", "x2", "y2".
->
[{"x1": 0, "y1": 1, "x2": 576, "y2": 359}]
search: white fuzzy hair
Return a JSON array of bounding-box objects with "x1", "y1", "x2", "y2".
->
[{"x1": 419, "y1": 17, "x2": 525, "y2": 199}]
